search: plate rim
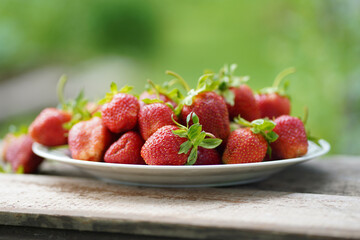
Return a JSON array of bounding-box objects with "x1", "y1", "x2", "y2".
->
[{"x1": 32, "y1": 139, "x2": 330, "y2": 170}]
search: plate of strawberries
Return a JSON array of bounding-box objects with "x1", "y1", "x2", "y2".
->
[
  {"x1": 33, "y1": 139, "x2": 329, "y2": 187},
  {"x1": 3, "y1": 64, "x2": 330, "y2": 186}
]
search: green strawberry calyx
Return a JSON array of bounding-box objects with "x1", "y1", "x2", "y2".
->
[
  {"x1": 173, "y1": 73, "x2": 217, "y2": 115},
  {"x1": 257, "y1": 67, "x2": 296, "y2": 98},
  {"x1": 145, "y1": 79, "x2": 183, "y2": 104},
  {"x1": 215, "y1": 64, "x2": 250, "y2": 106},
  {"x1": 141, "y1": 79, "x2": 181, "y2": 111},
  {"x1": 57, "y1": 75, "x2": 92, "y2": 130},
  {"x1": 171, "y1": 112, "x2": 222, "y2": 165},
  {"x1": 98, "y1": 82, "x2": 133, "y2": 105},
  {"x1": 234, "y1": 116, "x2": 279, "y2": 157},
  {"x1": 0, "y1": 163, "x2": 24, "y2": 174},
  {"x1": 8, "y1": 125, "x2": 28, "y2": 137}
]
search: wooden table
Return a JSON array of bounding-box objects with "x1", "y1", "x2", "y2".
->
[{"x1": 0, "y1": 156, "x2": 359, "y2": 240}]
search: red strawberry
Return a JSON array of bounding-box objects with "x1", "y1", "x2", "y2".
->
[
  {"x1": 214, "y1": 64, "x2": 260, "y2": 121},
  {"x1": 3, "y1": 133, "x2": 43, "y2": 173},
  {"x1": 227, "y1": 85, "x2": 261, "y2": 121},
  {"x1": 194, "y1": 147, "x2": 221, "y2": 165},
  {"x1": 256, "y1": 67, "x2": 295, "y2": 119},
  {"x1": 141, "y1": 113, "x2": 222, "y2": 165},
  {"x1": 222, "y1": 118, "x2": 278, "y2": 164},
  {"x1": 256, "y1": 93, "x2": 290, "y2": 119},
  {"x1": 270, "y1": 115, "x2": 308, "y2": 159},
  {"x1": 141, "y1": 125, "x2": 188, "y2": 165},
  {"x1": 222, "y1": 128, "x2": 267, "y2": 164},
  {"x1": 68, "y1": 117, "x2": 112, "y2": 161},
  {"x1": 139, "y1": 102, "x2": 177, "y2": 140},
  {"x1": 29, "y1": 108, "x2": 71, "y2": 146},
  {"x1": 104, "y1": 131, "x2": 145, "y2": 164},
  {"x1": 100, "y1": 83, "x2": 140, "y2": 133},
  {"x1": 181, "y1": 91, "x2": 230, "y2": 141}
]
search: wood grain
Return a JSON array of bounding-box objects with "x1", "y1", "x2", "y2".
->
[{"x1": 1, "y1": 156, "x2": 360, "y2": 239}]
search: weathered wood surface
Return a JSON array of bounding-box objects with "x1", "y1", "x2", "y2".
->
[{"x1": 1, "y1": 156, "x2": 360, "y2": 240}]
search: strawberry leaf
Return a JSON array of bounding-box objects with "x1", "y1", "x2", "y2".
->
[
  {"x1": 172, "y1": 129, "x2": 188, "y2": 138},
  {"x1": 110, "y1": 82, "x2": 118, "y2": 93},
  {"x1": 236, "y1": 117, "x2": 278, "y2": 144},
  {"x1": 171, "y1": 112, "x2": 222, "y2": 165},
  {"x1": 98, "y1": 82, "x2": 134, "y2": 105},
  {"x1": 142, "y1": 98, "x2": 164, "y2": 104},
  {"x1": 193, "y1": 132, "x2": 206, "y2": 147},
  {"x1": 119, "y1": 85, "x2": 134, "y2": 93},
  {"x1": 179, "y1": 140, "x2": 193, "y2": 154},
  {"x1": 9, "y1": 125, "x2": 28, "y2": 136},
  {"x1": 188, "y1": 124, "x2": 202, "y2": 141},
  {"x1": 186, "y1": 147, "x2": 198, "y2": 165},
  {"x1": 93, "y1": 111, "x2": 102, "y2": 118},
  {"x1": 222, "y1": 89, "x2": 235, "y2": 106},
  {"x1": 199, "y1": 138, "x2": 222, "y2": 149},
  {"x1": 16, "y1": 165, "x2": 24, "y2": 174}
]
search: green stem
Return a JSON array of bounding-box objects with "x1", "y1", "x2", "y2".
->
[
  {"x1": 166, "y1": 70, "x2": 191, "y2": 92},
  {"x1": 303, "y1": 106, "x2": 309, "y2": 125},
  {"x1": 273, "y1": 67, "x2": 296, "y2": 88},
  {"x1": 147, "y1": 79, "x2": 160, "y2": 99},
  {"x1": 167, "y1": 78, "x2": 178, "y2": 87},
  {"x1": 57, "y1": 75, "x2": 68, "y2": 105}
]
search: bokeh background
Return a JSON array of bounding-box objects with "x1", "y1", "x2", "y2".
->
[{"x1": 0, "y1": 0, "x2": 359, "y2": 154}]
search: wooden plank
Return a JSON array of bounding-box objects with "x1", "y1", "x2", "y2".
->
[
  {"x1": 37, "y1": 156, "x2": 360, "y2": 196},
  {"x1": 0, "y1": 172, "x2": 359, "y2": 239},
  {"x1": 0, "y1": 225, "x2": 189, "y2": 240},
  {"x1": 245, "y1": 156, "x2": 360, "y2": 196}
]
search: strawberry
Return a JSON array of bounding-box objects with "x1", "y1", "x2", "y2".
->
[
  {"x1": 256, "y1": 93, "x2": 290, "y2": 119},
  {"x1": 227, "y1": 85, "x2": 260, "y2": 121},
  {"x1": 181, "y1": 91, "x2": 230, "y2": 141},
  {"x1": 29, "y1": 108, "x2": 71, "y2": 146},
  {"x1": 99, "y1": 83, "x2": 139, "y2": 133},
  {"x1": 194, "y1": 147, "x2": 221, "y2": 165},
  {"x1": 141, "y1": 113, "x2": 222, "y2": 165},
  {"x1": 29, "y1": 75, "x2": 93, "y2": 146},
  {"x1": 104, "y1": 131, "x2": 145, "y2": 164},
  {"x1": 222, "y1": 118, "x2": 278, "y2": 164},
  {"x1": 215, "y1": 64, "x2": 260, "y2": 121},
  {"x1": 256, "y1": 67, "x2": 295, "y2": 119},
  {"x1": 270, "y1": 115, "x2": 308, "y2": 159},
  {"x1": 2, "y1": 131, "x2": 43, "y2": 173},
  {"x1": 138, "y1": 102, "x2": 178, "y2": 140},
  {"x1": 167, "y1": 72, "x2": 230, "y2": 142},
  {"x1": 68, "y1": 117, "x2": 112, "y2": 161}
]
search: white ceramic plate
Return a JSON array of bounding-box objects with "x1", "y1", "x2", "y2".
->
[{"x1": 33, "y1": 140, "x2": 330, "y2": 187}]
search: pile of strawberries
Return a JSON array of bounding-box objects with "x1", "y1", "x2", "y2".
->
[{"x1": 2, "y1": 64, "x2": 311, "y2": 173}]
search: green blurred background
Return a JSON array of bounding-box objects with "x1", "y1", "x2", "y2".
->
[{"x1": 0, "y1": 0, "x2": 359, "y2": 154}]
